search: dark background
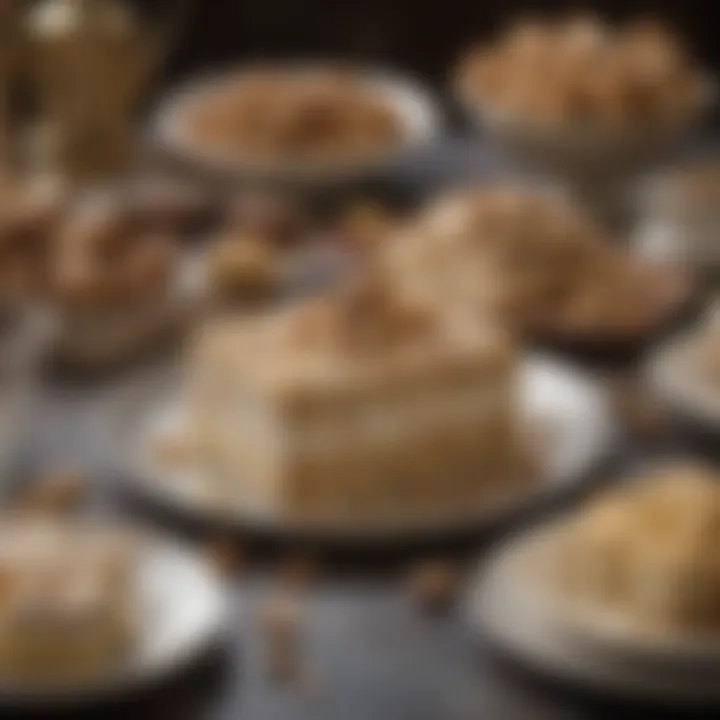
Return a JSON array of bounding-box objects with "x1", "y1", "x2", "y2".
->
[{"x1": 159, "y1": 1, "x2": 716, "y2": 85}]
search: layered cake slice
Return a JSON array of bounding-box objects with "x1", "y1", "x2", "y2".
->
[{"x1": 186, "y1": 270, "x2": 529, "y2": 520}]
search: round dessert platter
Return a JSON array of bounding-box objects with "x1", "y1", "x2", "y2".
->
[
  {"x1": 467, "y1": 466, "x2": 720, "y2": 703},
  {"x1": 0, "y1": 522, "x2": 228, "y2": 709},
  {"x1": 150, "y1": 64, "x2": 441, "y2": 187},
  {"x1": 111, "y1": 353, "x2": 616, "y2": 545}
]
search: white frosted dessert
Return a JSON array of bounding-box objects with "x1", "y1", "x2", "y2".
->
[
  {"x1": 184, "y1": 271, "x2": 529, "y2": 519},
  {"x1": 550, "y1": 465, "x2": 720, "y2": 631},
  {"x1": 0, "y1": 519, "x2": 136, "y2": 685}
]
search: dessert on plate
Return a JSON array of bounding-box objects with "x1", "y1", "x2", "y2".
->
[
  {"x1": 457, "y1": 16, "x2": 709, "y2": 132},
  {"x1": 0, "y1": 517, "x2": 136, "y2": 686},
  {"x1": 176, "y1": 268, "x2": 531, "y2": 521},
  {"x1": 548, "y1": 464, "x2": 720, "y2": 633},
  {"x1": 49, "y1": 192, "x2": 190, "y2": 364},
  {"x1": 383, "y1": 186, "x2": 690, "y2": 344}
]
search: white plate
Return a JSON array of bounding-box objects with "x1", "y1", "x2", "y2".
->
[
  {"x1": 468, "y1": 526, "x2": 720, "y2": 703},
  {"x1": 0, "y1": 533, "x2": 228, "y2": 708},
  {"x1": 647, "y1": 333, "x2": 720, "y2": 427},
  {"x1": 150, "y1": 65, "x2": 442, "y2": 186},
  {"x1": 112, "y1": 354, "x2": 615, "y2": 542}
]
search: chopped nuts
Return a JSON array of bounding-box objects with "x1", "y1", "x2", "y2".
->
[
  {"x1": 276, "y1": 551, "x2": 322, "y2": 590},
  {"x1": 266, "y1": 641, "x2": 304, "y2": 684},
  {"x1": 341, "y1": 202, "x2": 394, "y2": 251},
  {"x1": 153, "y1": 433, "x2": 195, "y2": 469},
  {"x1": 609, "y1": 375, "x2": 671, "y2": 442},
  {"x1": 204, "y1": 536, "x2": 247, "y2": 576},
  {"x1": 228, "y1": 192, "x2": 306, "y2": 245},
  {"x1": 16, "y1": 470, "x2": 88, "y2": 514},
  {"x1": 259, "y1": 593, "x2": 304, "y2": 684},
  {"x1": 259, "y1": 594, "x2": 300, "y2": 644},
  {"x1": 407, "y1": 559, "x2": 464, "y2": 613},
  {"x1": 209, "y1": 233, "x2": 278, "y2": 303}
]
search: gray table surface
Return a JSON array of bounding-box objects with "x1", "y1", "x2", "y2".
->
[{"x1": 3, "y1": 135, "x2": 719, "y2": 720}]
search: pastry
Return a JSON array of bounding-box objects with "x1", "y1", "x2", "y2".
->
[
  {"x1": 550, "y1": 464, "x2": 720, "y2": 631},
  {"x1": 0, "y1": 518, "x2": 136, "y2": 684},
  {"x1": 383, "y1": 186, "x2": 689, "y2": 342}
]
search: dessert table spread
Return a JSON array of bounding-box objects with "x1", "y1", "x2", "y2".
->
[{"x1": 5, "y1": 133, "x2": 720, "y2": 720}]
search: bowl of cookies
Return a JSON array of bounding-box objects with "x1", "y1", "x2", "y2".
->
[
  {"x1": 151, "y1": 64, "x2": 441, "y2": 186},
  {"x1": 455, "y1": 16, "x2": 715, "y2": 230}
]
